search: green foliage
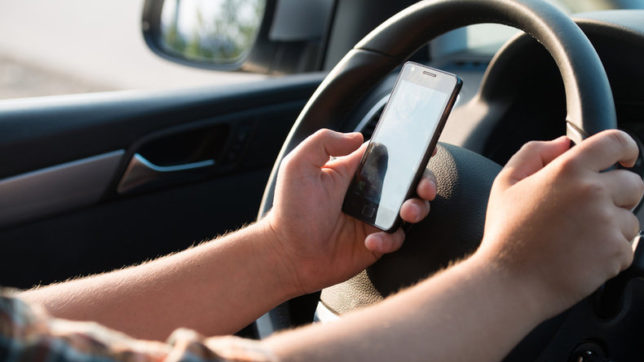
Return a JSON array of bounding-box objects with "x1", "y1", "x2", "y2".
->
[{"x1": 160, "y1": 0, "x2": 265, "y2": 64}]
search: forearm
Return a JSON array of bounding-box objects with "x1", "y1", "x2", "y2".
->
[
  {"x1": 19, "y1": 221, "x2": 297, "y2": 341},
  {"x1": 265, "y1": 255, "x2": 545, "y2": 362}
]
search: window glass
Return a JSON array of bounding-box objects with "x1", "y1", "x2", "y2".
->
[
  {"x1": 0, "y1": 0, "x2": 266, "y2": 100},
  {"x1": 1, "y1": 0, "x2": 642, "y2": 100},
  {"x1": 443, "y1": 0, "x2": 644, "y2": 56}
]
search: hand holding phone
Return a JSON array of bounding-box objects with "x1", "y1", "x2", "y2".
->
[{"x1": 343, "y1": 62, "x2": 462, "y2": 231}]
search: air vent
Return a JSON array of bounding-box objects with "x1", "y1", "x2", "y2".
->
[{"x1": 353, "y1": 94, "x2": 389, "y2": 139}]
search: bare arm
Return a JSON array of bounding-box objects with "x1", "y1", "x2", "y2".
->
[
  {"x1": 20, "y1": 130, "x2": 641, "y2": 361},
  {"x1": 263, "y1": 131, "x2": 643, "y2": 361},
  {"x1": 19, "y1": 130, "x2": 436, "y2": 342},
  {"x1": 265, "y1": 256, "x2": 540, "y2": 362},
  {"x1": 19, "y1": 222, "x2": 296, "y2": 341}
]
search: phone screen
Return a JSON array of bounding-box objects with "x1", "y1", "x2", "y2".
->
[{"x1": 344, "y1": 63, "x2": 460, "y2": 230}]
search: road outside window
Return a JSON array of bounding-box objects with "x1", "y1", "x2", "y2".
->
[{"x1": 0, "y1": 0, "x2": 266, "y2": 101}]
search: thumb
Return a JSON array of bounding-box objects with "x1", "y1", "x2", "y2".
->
[
  {"x1": 328, "y1": 141, "x2": 369, "y2": 180},
  {"x1": 287, "y1": 129, "x2": 364, "y2": 170},
  {"x1": 501, "y1": 136, "x2": 571, "y2": 186}
]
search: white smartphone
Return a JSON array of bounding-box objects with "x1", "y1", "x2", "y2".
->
[{"x1": 342, "y1": 62, "x2": 462, "y2": 231}]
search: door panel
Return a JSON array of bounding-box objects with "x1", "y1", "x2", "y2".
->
[
  {"x1": 0, "y1": 73, "x2": 325, "y2": 289},
  {"x1": 0, "y1": 150, "x2": 124, "y2": 228},
  {"x1": 0, "y1": 74, "x2": 323, "y2": 178}
]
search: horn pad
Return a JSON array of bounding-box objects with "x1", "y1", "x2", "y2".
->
[{"x1": 321, "y1": 143, "x2": 502, "y2": 314}]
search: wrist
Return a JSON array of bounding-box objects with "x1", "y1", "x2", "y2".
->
[
  {"x1": 254, "y1": 217, "x2": 304, "y2": 299},
  {"x1": 464, "y1": 249, "x2": 554, "y2": 324}
]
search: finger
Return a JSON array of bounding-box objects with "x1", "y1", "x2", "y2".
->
[
  {"x1": 289, "y1": 129, "x2": 364, "y2": 169},
  {"x1": 400, "y1": 199, "x2": 430, "y2": 223},
  {"x1": 566, "y1": 130, "x2": 639, "y2": 171},
  {"x1": 416, "y1": 169, "x2": 437, "y2": 201},
  {"x1": 326, "y1": 142, "x2": 368, "y2": 179},
  {"x1": 613, "y1": 209, "x2": 638, "y2": 272},
  {"x1": 501, "y1": 136, "x2": 571, "y2": 186},
  {"x1": 365, "y1": 229, "x2": 405, "y2": 255},
  {"x1": 615, "y1": 207, "x2": 640, "y2": 242},
  {"x1": 620, "y1": 245, "x2": 635, "y2": 274},
  {"x1": 599, "y1": 169, "x2": 644, "y2": 209}
]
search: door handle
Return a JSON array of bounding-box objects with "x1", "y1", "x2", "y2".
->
[{"x1": 117, "y1": 153, "x2": 215, "y2": 193}]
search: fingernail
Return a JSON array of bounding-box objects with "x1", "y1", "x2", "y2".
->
[
  {"x1": 424, "y1": 178, "x2": 437, "y2": 197},
  {"x1": 364, "y1": 235, "x2": 376, "y2": 250},
  {"x1": 412, "y1": 203, "x2": 423, "y2": 222},
  {"x1": 429, "y1": 178, "x2": 437, "y2": 190},
  {"x1": 366, "y1": 234, "x2": 382, "y2": 251}
]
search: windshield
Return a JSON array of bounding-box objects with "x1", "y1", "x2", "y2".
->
[
  {"x1": 435, "y1": 0, "x2": 644, "y2": 58},
  {"x1": 554, "y1": 0, "x2": 644, "y2": 13}
]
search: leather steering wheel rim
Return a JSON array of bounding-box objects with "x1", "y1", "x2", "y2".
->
[{"x1": 256, "y1": 0, "x2": 617, "y2": 342}]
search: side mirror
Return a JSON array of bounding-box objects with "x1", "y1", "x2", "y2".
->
[
  {"x1": 142, "y1": 0, "x2": 335, "y2": 73},
  {"x1": 142, "y1": 0, "x2": 266, "y2": 70}
]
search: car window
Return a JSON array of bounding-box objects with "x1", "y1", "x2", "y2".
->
[
  {"x1": 0, "y1": 0, "x2": 267, "y2": 101},
  {"x1": 2, "y1": 0, "x2": 643, "y2": 101}
]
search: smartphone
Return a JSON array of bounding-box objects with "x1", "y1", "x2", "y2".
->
[{"x1": 342, "y1": 62, "x2": 462, "y2": 232}]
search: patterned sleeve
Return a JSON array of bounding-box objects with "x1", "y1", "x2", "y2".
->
[{"x1": 0, "y1": 292, "x2": 276, "y2": 362}]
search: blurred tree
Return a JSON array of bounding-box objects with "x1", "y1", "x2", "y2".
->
[{"x1": 161, "y1": 0, "x2": 265, "y2": 64}]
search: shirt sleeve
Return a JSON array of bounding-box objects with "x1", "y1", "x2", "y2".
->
[{"x1": 0, "y1": 292, "x2": 276, "y2": 362}]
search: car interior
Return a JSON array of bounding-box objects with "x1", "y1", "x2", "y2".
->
[{"x1": 1, "y1": 0, "x2": 644, "y2": 360}]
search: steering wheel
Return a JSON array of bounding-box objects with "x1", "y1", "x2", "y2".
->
[{"x1": 258, "y1": 0, "x2": 617, "y2": 359}]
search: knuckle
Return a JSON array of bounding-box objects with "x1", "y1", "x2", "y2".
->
[
  {"x1": 614, "y1": 171, "x2": 644, "y2": 209},
  {"x1": 496, "y1": 167, "x2": 511, "y2": 181},
  {"x1": 280, "y1": 153, "x2": 297, "y2": 173},
  {"x1": 628, "y1": 212, "x2": 640, "y2": 238},
  {"x1": 626, "y1": 173, "x2": 644, "y2": 206},
  {"x1": 555, "y1": 156, "x2": 581, "y2": 176},
  {"x1": 519, "y1": 140, "x2": 543, "y2": 155},
  {"x1": 624, "y1": 170, "x2": 644, "y2": 188},
  {"x1": 595, "y1": 207, "x2": 614, "y2": 226},
  {"x1": 579, "y1": 179, "x2": 607, "y2": 200},
  {"x1": 492, "y1": 170, "x2": 511, "y2": 190},
  {"x1": 605, "y1": 129, "x2": 635, "y2": 151},
  {"x1": 618, "y1": 213, "x2": 639, "y2": 243},
  {"x1": 520, "y1": 140, "x2": 539, "y2": 152},
  {"x1": 314, "y1": 128, "x2": 333, "y2": 139}
]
